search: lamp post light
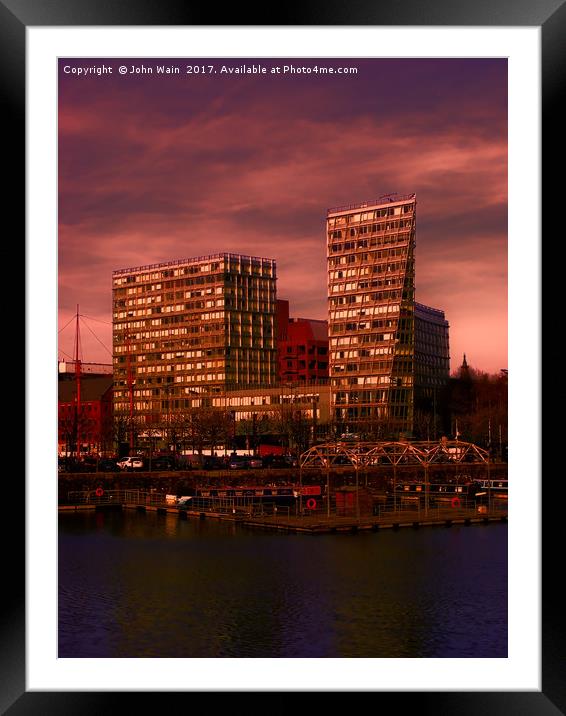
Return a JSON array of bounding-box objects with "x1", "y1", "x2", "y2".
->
[
  {"x1": 355, "y1": 461, "x2": 360, "y2": 521},
  {"x1": 424, "y1": 461, "x2": 429, "y2": 517},
  {"x1": 487, "y1": 452, "x2": 491, "y2": 514},
  {"x1": 326, "y1": 457, "x2": 331, "y2": 519},
  {"x1": 299, "y1": 462, "x2": 303, "y2": 516},
  {"x1": 161, "y1": 383, "x2": 175, "y2": 453},
  {"x1": 231, "y1": 410, "x2": 237, "y2": 451},
  {"x1": 311, "y1": 398, "x2": 318, "y2": 448},
  {"x1": 393, "y1": 458, "x2": 397, "y2": 514}
]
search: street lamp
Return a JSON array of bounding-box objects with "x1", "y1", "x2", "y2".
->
[
  {"x1": 393, "y1": 455, "x2": 397, "y2": 514},
  {"x1": 326, "y1": 456, "x2": 331, "y2": 518},
  {"x1": 487, "y1": 452, "x2": 491, "y2": 513},
  {"x1": 299, "y1": 460, "x2": 303, "y2": 515},
  {"x1": 424, "y1": 460, "x2": 429, "y2": 517},
  {"x1": 355, "y1": 461, "x2": 359, "y2": 520},
  {"x1": 162, "y1": 383, "x2": 174, "y2": 452}
]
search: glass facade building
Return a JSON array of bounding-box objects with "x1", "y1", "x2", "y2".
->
[
  {"x1": 112, "y1": 253, "x2": 277, "y2": 423},
  {"x1": 414, "y1": 302, "x2": 450, "y2": 402},
  {"x1": 327, "y1": 194, "x2": 449, "y2": 437}
]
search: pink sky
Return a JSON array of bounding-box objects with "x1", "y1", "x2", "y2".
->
[{"x1": 58, "y1": 58, "x2": 507, "y2": 374}]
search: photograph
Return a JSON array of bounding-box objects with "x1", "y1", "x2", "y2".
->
[
  {"x1": 6, "y1": 5, "x2": 559, "y2": 706},
  {"x1": 57, "y1": 56, "x2": 509, "y2": 660}
]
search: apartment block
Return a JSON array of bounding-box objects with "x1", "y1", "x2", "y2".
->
[
  {"x1": 277, "y1": 299, "x2": 329, "y2": 384},
  {"x1": 112, "y1": 253, "x2": 277, "y2": 423}
]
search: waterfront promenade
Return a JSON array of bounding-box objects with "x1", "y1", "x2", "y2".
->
[{"x1": 59, "y1": 489, "x2": 506, "y2": 534}]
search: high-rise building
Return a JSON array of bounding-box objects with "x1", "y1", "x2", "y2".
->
[
  {"x1": 112, "y1": 253, "x2": 277, "y2": 423},
  {"x1": 414, "y1": 302, "x2": 450, "y2": 402},
  {"x1": 326, "y1": 193, "x2": 449, "y2": 438}
]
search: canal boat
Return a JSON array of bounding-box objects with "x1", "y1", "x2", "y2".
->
[{"x1": 393, "y1": 479, "x2": 507, "y2": 507}]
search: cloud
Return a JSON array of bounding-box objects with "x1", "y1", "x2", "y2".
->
[{"x1": 58, "y1": 59, "x2": 507, "y2": 372}]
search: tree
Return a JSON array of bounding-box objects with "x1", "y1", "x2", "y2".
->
[
  {"x1": 59, "y1": 406, "x2": 98, "y2": 457},
  {"x1": 167, "y1": 412, "x2": 194, "y2": 455},
  {"x1": 413, "y1": 409, "x2": 435, "y2": 442},
  {"x1": 448, "y1": 361, "x2": 508, "y2": 456},
  {"x1": 268, "y1": 406, "x2": 312, "y2": 456},
  {"x1": 177, "y1": 408, "x2": 233, "y2": 455},
  {"x1": 140, "y1": 423, "x2": 162, "y2": 468},
  {"x1": 200, "y1": 409, "x2": 233, "y2": 455},
  {"x1": 112, "y1": 411, "x2": 142, "y2": 455}
]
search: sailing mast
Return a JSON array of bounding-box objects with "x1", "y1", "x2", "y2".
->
[{"x1": 74, "y1": 304, "x2": 81, "y2": 458}]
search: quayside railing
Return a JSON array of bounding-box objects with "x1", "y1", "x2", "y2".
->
[{"x1": 63, "y1": 490, "x2": 507, "y2": 522}]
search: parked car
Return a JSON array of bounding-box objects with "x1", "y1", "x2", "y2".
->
[
  {"x1": 81, "y1": 456, "x2": 99, "y2": 472},
  {"x1": 116, "y1": 456, "x2": 145, "y2": 471},
  {"x1": 263, "y1": 455, "x2": 297, "y2": 469},
  {"x1": 229, "y1": 457, "x2": 249, "y2": 470},
  {"x1": 175, "y1": 456, "x2": 193, "y2": 470},
  {"x1": 339, "y1": 433, "x2": 360, "y2": 442},
  {"x1": 98, "y1": 458, "x2": 119, "y2": 472},
  {"x1": 150, "y1": 457, "x2": 176, "y2": 471},
  {"x1": 181, "y1": 455, "x2": 204, "y2": 469},
  {"x1": 202, "y1": 456, "x2": 225, "y2": 470}
]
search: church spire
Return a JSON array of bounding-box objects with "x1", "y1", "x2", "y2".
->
[{"x1": 460, "y1": 353, "x2": 470, "y2": 379}]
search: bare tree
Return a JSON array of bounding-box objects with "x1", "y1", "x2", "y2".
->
[
  {"x1": 175, "y1": 408, "x2": 233, "y2": 455},
  {"x1": 112, "y1": 411, "x2": 143, "y2": 454},
  {"x1": 200, "y1": 409, "x2": 233, "y2": 455},
  {"x1": 59, "y1": 408, "x2": 98, "y2": 457},
  {"x1": 141, "y1": 423, "x2": 162, "y2": 469},
  {"x1": 449, "y1": 365, "x2": 508, "y2": 455},
  {"x1": 268, "y1": 406, "x2": 312, "y2": 456},
  {"x1": 168, "y1": 412, "x2": 194, "y2": 455}
]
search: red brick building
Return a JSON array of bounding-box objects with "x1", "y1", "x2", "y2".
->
[
  {"x1": 277, "y1": 299, "x2": 329, "y2": 384},
  {"x1": 58, "y1": 375, "x2": 113, "y2": 455}
]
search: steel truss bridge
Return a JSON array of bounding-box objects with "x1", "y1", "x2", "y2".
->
[{"x1": 300, "y1": 440, "x2": 489, "y2": 469}]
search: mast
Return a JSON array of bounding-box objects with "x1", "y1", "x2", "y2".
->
[{"x1": 74, "y1": 304, "x2": 81, "y2": 458}]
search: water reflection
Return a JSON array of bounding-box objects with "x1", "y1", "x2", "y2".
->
[{"x1": 59, "y1": 511, "x2": 507, "y2": 658}]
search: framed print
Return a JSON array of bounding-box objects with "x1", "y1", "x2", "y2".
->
[{"x1": 7, "y1": 0, "x2": 562, "y2": 711}]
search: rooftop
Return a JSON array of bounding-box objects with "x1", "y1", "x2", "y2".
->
[
  {"x1": 289, "y1": 318, "x2": 329, "y2": 342},
  {"x1": 415, "y1": 302, "x2": 448, "y2": 323},
  {"x1": 327, "y1": 193, "x2": 416, "y2": 216},
  {"x1": 113, "y1": 253, "x2": 276, "y2": 276},
  {"x1": 59, "y1": 376, "x2": 113, "y2": 402}
]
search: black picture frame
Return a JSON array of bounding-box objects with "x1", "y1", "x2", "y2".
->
[{"x1": 9, "y1": 0, "x2": 560, "y2": 711}]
